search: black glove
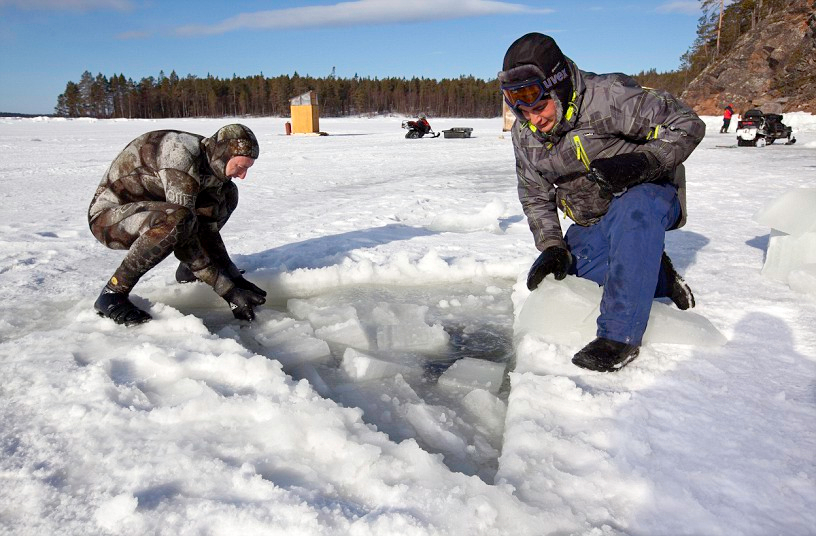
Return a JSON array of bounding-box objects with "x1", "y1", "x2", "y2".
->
[
  {"x1": 587, "y1": 152, "x2": 655, "y2": 197},
  {"x1": 527, "y1": 246, "x2": 572, "y2": 290},
  {"x1": 222, "y1": 286, "x2": 266, "y2": 322},
  {"x1": 233, "y1": 275, "x2": 267, "y2": 298}
]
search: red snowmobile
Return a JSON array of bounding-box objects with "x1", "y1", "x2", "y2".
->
[{"x1": 402, "y1": 116, "x2": 440, "y2": 139}]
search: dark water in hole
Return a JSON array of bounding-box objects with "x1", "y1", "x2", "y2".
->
[{"x1": 198, "y1": 280, "x2": 517, "y2": 481}]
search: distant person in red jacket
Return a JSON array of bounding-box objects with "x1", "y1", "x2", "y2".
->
[
  {"x1": 720, "y1": 104, "x2": 734, "y2": 133},
  {"x1": 416, "y1": 115, "x2": 432, "y2": 135}
]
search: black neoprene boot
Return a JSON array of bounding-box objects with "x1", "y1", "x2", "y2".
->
[
  {"x1": 572, "y1": 337, "x2": 640, "y2": 372},
  {"x1": 661, "y1": 253, "x2": 695, "y2": 310},
  {"x1": 94, "y1": 286, "x2": 151, "y2": 326},
  {"x1": 175, "y1": 262, "x2": 197, "y2": 284}
]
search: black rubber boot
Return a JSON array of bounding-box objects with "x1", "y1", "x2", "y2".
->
[
  {"x1": 661, "y1": 253, "x2": 695, "y2": 310},
  {"x1": 94, "y1": 287, "x2": 151, "y2": 326},
  {"x1": 572, "y1": 337, "x2": 640, "y2": 372}
]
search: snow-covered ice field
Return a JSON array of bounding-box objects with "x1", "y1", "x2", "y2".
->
[{"x1": 1, "y1": 113, "x2": 814, "y2": 535}]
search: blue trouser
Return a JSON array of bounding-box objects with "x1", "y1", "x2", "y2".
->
[{"x1": 564, "y1": 182, "x2": 682, "y2": 346}]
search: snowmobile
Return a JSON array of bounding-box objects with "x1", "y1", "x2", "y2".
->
[
  {"x1": 736, "y1": 109, "x2": 796, "y2": 147},
  {"x1": 402, "y1": 117, "x2": 440, "y2": 139}
]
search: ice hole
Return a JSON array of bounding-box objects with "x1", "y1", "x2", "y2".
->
[{"x1": 243, "y1": 281, "x2": 515, "y2": 482}]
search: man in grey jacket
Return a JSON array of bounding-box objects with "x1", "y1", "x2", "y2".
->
[
  {"x1": 88, "y1": 124, "x2": 266, "y2": 326},
  {"x1": 500, "y1": 33, "x2": 705, "y2": 372}
]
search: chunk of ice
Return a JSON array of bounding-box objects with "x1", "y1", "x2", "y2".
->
[
  {"x1": 754, "y1": 188, "x2": 816, "y2": 236},
  {"x1": 314, "y1": 318, "x2": 371, "y2": 349},
  {"x1": 341, "y1": 348, "x2": 414, "y2": 381},
  {"x1": 760, "y1": 230, "x2": 816, "y2": 283},
  {"x1": 372, "y1": 302, "x2": 450, "y2": 351},
  {"x1": 376, "y1": 323, "x2": 449, "y2": 351},
  {"x1": 252, "y1": 315, "x2": 332, "y2": 368},
  {"x1": 438, "y1": 357, "x2": 506, "y2": 395},
  {"x1": 515, "y1": 276, "x2": 727, "y2": 347}
]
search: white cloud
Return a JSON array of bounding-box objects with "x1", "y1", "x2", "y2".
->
[
  {"x1": 175, "y1": 0, "x2": 551, "y2": 37},
  {"x1": 656, "y1": 1, "x2": 700, "y2": 15},
  {"x1": 0, "y1": 0, "x2": 132, "y2": 10}
]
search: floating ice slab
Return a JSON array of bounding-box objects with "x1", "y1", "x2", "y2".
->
[
  {"x1": 376, "y1": 324, "x2": 449, "y2": 351},
  {"x1": 288, "y1": 299, "x2": 359, "y2": 328},
  {"x1": 251, "y1": 313, "x2": 331, "y2": 368},
  {"x1": 438, "y1": 357, "x2": 506, "y2": 395},
  {"x1": 314, "y1": 318, "x2": 371, "y2": 349},
  {"x1": 373, "y1": 302, "x2": 449, "y2": 351},
  {"x1": 515, "y1": 276, "x2": 726, "y2": 347},
  {"x1": 460, "y1": 389, "x2": 506, "y2": 439},
  {"x1": 341, "y1": 348, "x2": 414, "y2": 381},
  {"x1": 288, "y1": 299, "x2": 371, "y2": 349}
]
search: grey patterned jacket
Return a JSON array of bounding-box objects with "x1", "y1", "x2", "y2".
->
[{"x1": 511, "y1": 60, "x2": 706, "y2": 252}]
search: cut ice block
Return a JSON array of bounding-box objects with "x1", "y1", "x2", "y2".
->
[
  {"x1": 754, "y1": 188, "x2": 816, "y2": 236},
  {"x1": 514, "y1": 276, "x2": 600, "y2": 346},
  {"x1": 373, "y1": 302, "x2": 450, "y2": 351},
  {"x1": 252, "y1": 316, "x2": 332, "y2": 368},
  {"x1": 437, "y1": 357, "x2": 505, "y2": 395},
  {"x1": 341, "y1": 348, "x2": 414, "y2": 381},
  {"x1": 760, "y1": 230, "x2": 816, "y2": 282},
  {"x1": 515, "y1": 276, "x2": 727, "y2": 347},
  {"x1": 314, "y1": 318, "x2": 370, "y2": 349},
  {"x1": 376, "y1": 323, "x2": 449, "y2": 351}
]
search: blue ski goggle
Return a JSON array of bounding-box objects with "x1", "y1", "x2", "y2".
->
[{"x1": 501, "y1": 78, "x2": 552, "y2": 109}]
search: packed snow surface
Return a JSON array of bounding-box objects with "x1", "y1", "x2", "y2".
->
[{"x1": 1, "y1": 114, "x2": 814, "y2": 535}]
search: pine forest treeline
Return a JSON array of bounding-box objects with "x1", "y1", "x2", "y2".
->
[
  {"x1": 55, "y1": 70, "x2": 500, "y2": 119},
  {"x1": 55, "y1": 0, "x2": 792, "y2": 118}
]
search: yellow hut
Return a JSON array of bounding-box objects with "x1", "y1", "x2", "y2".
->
[
  {"x1": 290, "y1": 91, "x2": 320, "y2": 134},
  {"x1": 502, "y1": 100, "x2": 516, "y2": 132}
]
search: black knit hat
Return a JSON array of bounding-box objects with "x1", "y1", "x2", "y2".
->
[
  {"x1": 501, "y1": 33, "x2": 572, "y2": 102},
  {"x1": 499, "y1": 33, "x2": 575, "y2": 138},
  {"x1": 502, "y1": 33, "x2": 566, "y2": 80}
]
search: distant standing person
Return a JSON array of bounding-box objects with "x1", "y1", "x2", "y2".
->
[
  {"x1": 721, "y1": 104, "x2": 734, "y2": 133},
  {"x1": 88, "y1": 124, "x2": 267, "y2": 325},
  {"x1": 499, "y1": 33, "x2": 705, "y2": 372}
]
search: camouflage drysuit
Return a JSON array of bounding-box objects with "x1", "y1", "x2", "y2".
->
[
  {"x1": 88, "y1": 124, "x2": 259, "y2": 299},
  {"x1": 507, "y1": 57, "x2": 705, "y2": 345}
]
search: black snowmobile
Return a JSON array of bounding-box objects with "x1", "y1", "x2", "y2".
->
[
  {"x1": 402, "y1": 117, "x2": 440, "y2": 139},
  {"x1": 736, "y1": 109, "x2": 796, "y2": 147}
]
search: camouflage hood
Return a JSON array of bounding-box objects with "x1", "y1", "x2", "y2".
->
[{"x1": 203, "y1": 124, "x2": 259, "y2": 180}]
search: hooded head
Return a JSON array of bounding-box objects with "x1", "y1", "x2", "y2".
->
[
  {"x1": 498, "y1": 33, "x2": 575, "y2": 139},
  {"x1": 203, "y1": 124, "x2": 259, "y2": 180}
]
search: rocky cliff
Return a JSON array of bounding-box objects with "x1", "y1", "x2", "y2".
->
[{"x1": 681, "y1": 0, "x2": 816, "y2": 115}]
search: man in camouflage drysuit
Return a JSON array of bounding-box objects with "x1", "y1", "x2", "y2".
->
[
  {"x1": 499, "y1": 33, "x2": 706, "y2": 371},
  {"x1": 88, "y1": 124, "x2": 266, "y2": 325}
]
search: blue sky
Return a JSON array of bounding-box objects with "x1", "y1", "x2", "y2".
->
[{"x1": 0, "y1": 0, "x2": 704, "y2": 115}]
